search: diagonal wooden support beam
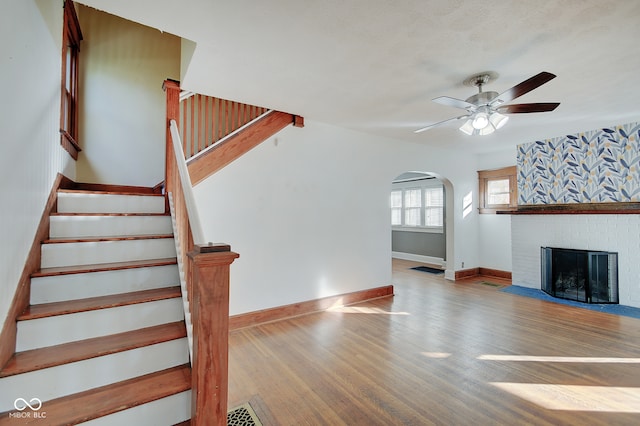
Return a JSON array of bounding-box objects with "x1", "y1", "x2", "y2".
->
[{"x1": 186, "y1": 111, "x2": 301, "y2": 186}]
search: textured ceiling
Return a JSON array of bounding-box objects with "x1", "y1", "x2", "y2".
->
[{"x1": 76, "y1": 0, "x2": 640, "y2": 153}]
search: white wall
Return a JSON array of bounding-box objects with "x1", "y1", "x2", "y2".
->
[
  {"x1": 476, "y1": 148, "x2": 517, "y2": 272},
  {"x1": 512, "y1": 215, "x2": 640, "y2": 308},
  {"x1": 194, "y1": 120, "x2": 479, "y2": 315},
  {"x1": 0, "y1": 0, "x2": 75, "y2": 328},
  {"x1": 76, "y1": 5, "x2": 180, "y2": 187}
]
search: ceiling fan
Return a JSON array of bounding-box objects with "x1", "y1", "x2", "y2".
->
[{"x1": 415, "y1": 71, "x2": 560, "y2": 136}]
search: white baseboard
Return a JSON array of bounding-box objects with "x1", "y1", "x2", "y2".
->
[{"x1": 392, "y1": 251, "x2": 445, "y2": 267}]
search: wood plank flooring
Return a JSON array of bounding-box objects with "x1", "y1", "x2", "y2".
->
[{"x1": 228, "y1": 259, "x2": 640, "y2": 425}]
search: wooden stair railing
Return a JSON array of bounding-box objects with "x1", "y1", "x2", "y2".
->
[
  {"x1": 177, "y1": 86, "x2": 304, "y2": 186},
  {"x1": 179, "y1": 92, "x2": 269, "y2": 158},
  {"x1": 164, "y1": 80, "x2": 239, "y2": 426},
  {"x1": 188, "y1": 109, "x2": 302, "y2": 185}
]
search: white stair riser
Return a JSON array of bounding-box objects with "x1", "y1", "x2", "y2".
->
[
  {"x1": 31, "y1": 265, "x2": 179, "y2": 304},
  {"x1": 58, "y1": 193, "x2": 165, "y2": 214},
  {"x1": 41, "y1": 238, "x2": 176, "y2": 269},
  {"x1": 50, "y1": 215, "x2": 172, "y2": 238},
  {"x1": 0, "y1": 339, "x2": 188, "y2": 413},
  {"x1": 16, "y1": 298, "x2": 184, "y2": 351},
  {"x1": 81, "y1": 391, "x2": 191, "y2": 426}
]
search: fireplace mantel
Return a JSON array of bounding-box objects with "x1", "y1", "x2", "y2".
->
[{"x1": 497, "y1": 202, "x2": 640, "y2": 215}]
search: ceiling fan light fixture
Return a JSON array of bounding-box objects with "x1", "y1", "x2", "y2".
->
[
  {"x1": 459, "y1": 119, "x2": 475, "y2": 135},
  {"x1": 478, "y1": 123, "x2": 496, "y2": 136},
  {"x1": 472, "y1": 112, "x2": 489, "y2": 129},
  {"x1": 489, "y1": 112, "x2": 509, "y2": 130}
]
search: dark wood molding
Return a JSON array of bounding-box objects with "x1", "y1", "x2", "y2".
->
[
  {"x1": 152, "y1": 181, "x2": 164, "y2": 194},
  {"x1": 191, "y1": 243, "x2": 232, "y2": 253},
  {"x1": 293, "y1": 115, "x2": 305, "y2": 128},
  {"x1": 0, "y1": 173, "x2": 70, "y2": 368},
  {"x1": 63, "y1": 0, "x2": 83, "y2": 43},
  {"x1": 229, "y1": 285, "x2": 395, "y2": 331},
  {"x1": 455, "y1": 267, "x2": 512, "y2": 281},
  {"x1": 499, "y1": 202, "x2": 640, "y2": 215},
  {"x1": 60, "y1": 0, "x2": 82, "y2": 160},
  {"x1": 478, "y1": 267, "x2": 512, "y2": 280},
  {"x1": 454, "y1": 268, "x2": 480, "y2": 280},
  {"x1": 65, "y1": 182, "x2": 160, "y2": 195},
  {"x1": 60, "y1": 130, "x2": 81, "y2": 161}
]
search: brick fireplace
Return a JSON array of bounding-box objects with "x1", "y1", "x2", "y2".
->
[
  {"x1": 511, "y1": 209, "x2": 640, "y2": 308},
  {"x1": 509, "y1": 121, "x2": 640, "y2": 309}
]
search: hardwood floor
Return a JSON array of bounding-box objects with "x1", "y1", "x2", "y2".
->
[{"x1": 228, "y1": 259, "x2": 640, "y2": 425}]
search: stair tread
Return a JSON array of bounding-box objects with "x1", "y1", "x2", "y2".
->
[
  {"x1": 58, "y1": 188, "x2": 165, "y2": 197},
  {"x1": 43, "y1": 234, "x2": 174, "y2": 244},
  {"x1": 33, "y1": 257, "x2": 178, "y2": 277},
  {"x1": 18, "y1": 286, "x2": 182, "y2": 320},
  {"x1": 0, "y1": 364, "x2": 191, "y2": 424},
  {"x1": 0, "y1": 322, "x2": 187, "y2": 377}
]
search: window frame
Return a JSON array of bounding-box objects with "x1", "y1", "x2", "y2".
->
[
  {"x1": 478, "y1": 166, "x2": 517, "y2": 214},
  {"x1": 60, "y1": 0, "x2": 83, "y2": 160},
  {"x1": 391, "y1": 181, "x2": 444, "y2": 233}
]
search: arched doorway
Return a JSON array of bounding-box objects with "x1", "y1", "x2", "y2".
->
[{"x1": 390, "y1": 171, "x2": 454, "y2": 278}]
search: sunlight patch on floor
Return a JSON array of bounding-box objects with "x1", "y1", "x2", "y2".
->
[
  {"x1": 326, "y1": 306, "x2": 410, "y2": 315},
  {"x1": 478, "y1": 355, "x2": 640, "y2": 363},
  {"x1": 421, "y1": 352, "x2": 452, "y2": 359},
  {"x1": 491, "y1": 383, "x2": 640, "y2": 412}
]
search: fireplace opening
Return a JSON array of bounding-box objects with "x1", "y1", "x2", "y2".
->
[{"x1": 541, "y1": 247, "x2": 618, "y2": 304}]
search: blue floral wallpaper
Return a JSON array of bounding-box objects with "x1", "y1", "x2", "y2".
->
[{"x1": 517, "y1": 121, "x2": 640, "y2": 205}]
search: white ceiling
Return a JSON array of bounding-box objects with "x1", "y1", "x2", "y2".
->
[{"x1": 76, "y1": 0, "x2": 640, "y2": 153}]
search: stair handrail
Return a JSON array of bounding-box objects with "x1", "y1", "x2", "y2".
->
[
  {"x1": 169, "y1": 119, "x2": 205, "y2": 245},
  {"x1": 164, "y1": 79, "x2": 239, "y2": 426}
]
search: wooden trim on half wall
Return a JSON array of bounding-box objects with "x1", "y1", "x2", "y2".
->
[
  {"x1": 229, "y1": 285, "x2": 394, "y2": 331},
  {"x1": 0, "y1": 173, "x2": 73, "y2": 368}
]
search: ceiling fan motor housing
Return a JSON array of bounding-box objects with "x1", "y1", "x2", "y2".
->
[{"x1": 465, "y1": 91, "x2": 499, "y2": 107}]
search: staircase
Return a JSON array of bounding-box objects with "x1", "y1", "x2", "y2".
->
[{"x1": 0, "y1": 187, "x2": 192, "y2": 424}]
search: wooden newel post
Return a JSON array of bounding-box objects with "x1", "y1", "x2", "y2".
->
[
  {"x1": 188, "y1": 244, "x2": 239, "y2": 426},
  {"x1": 163, "y1": 79, "x2": 180, "y2": 198}
]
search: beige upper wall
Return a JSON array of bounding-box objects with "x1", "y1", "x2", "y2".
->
[{"x1": 76, "y1": 4, "x2": 180, "y2": 187}]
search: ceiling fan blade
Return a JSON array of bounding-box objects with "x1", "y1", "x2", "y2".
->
[
  {"x1": 491, "y1": 72, "x2": 557, "y2": 105},
  {"x1": 432, "y1": 96, "x2": 476, "y2": 110},
  {"x1": 497, "y1": 102, "x2": 560, "y2": 114},
  {"x1": 414, "y1": 115, "x2": 469, "y2": 133}
]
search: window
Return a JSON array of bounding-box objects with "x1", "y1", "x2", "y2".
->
[
  {"x1": 424, "y1": 187, "x2": 444, "y2": 226},
  {"x1": 390, "y1": 190, "x2": 402, "y2": 226},
  {"x1": 60, "y1": 0, "x2": 83, "y2": 160},
  {"x1": 478, "y1": 166, "x2": 517, "y2": 213},
  {"x1": 404, "y1": 189, "x2": 422, "y2": 226},
  {"x1": 390, "y1": 184, "x2": 444, "y2": 232}
]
